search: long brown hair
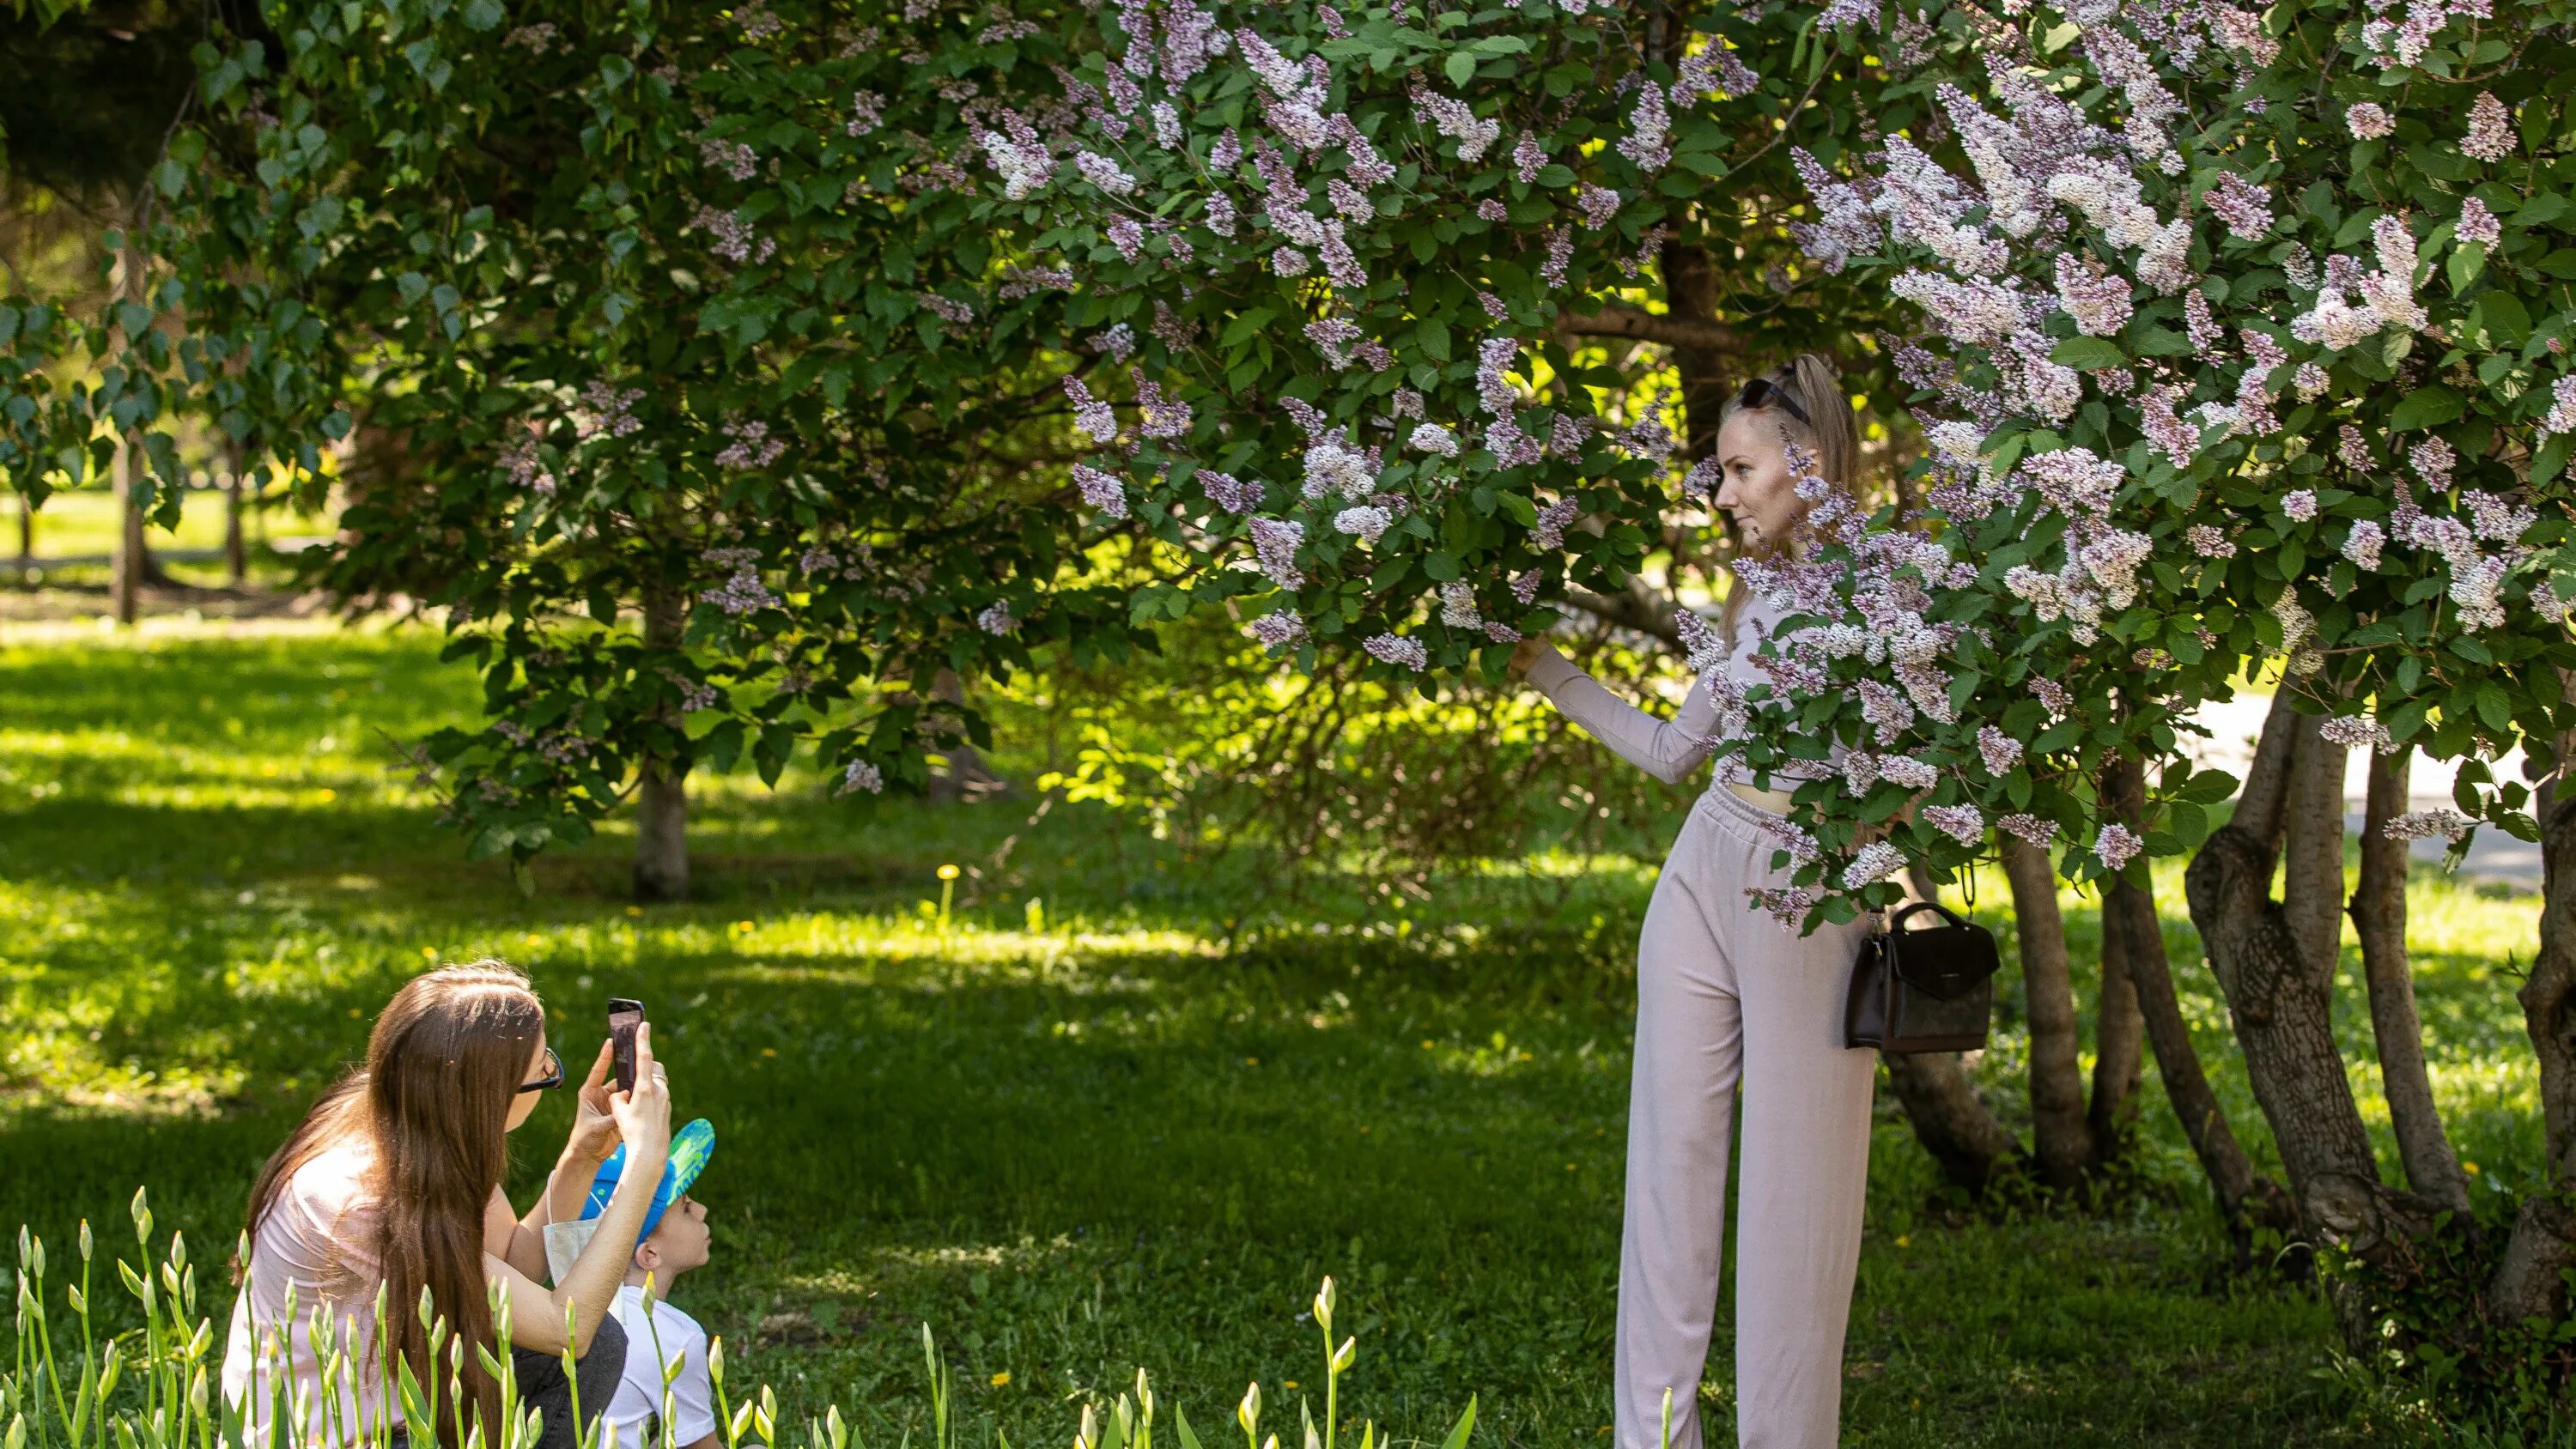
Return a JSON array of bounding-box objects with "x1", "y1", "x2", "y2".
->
[
  {"x1": 240, "y1": 962, "x2": 544, "y2": 1446},
  {"x1": 1716, "y1": 352, "x2": 1861, "y2": 648}
]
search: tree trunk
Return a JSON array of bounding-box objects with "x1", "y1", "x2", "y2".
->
[
  {"x1": 2001, "y1": 836, "x2": 2094, "y2": 1189},
  {"x1": 1658, "y1": 242, "x2": 1747, "y2": 481},
  {"x1": 926, "y1": 667, "x2": 1000, "y2": 803},
  {"x1": 2282, "y1": 722, "x2": 2348, "y2": 983},
  {"x1": 2491, "y1": 706, "x2": 2576, "y2": 1324},
  {"x1": 2103, "y1": 755, "x2": 2286, "y2": 1249},
  {"x1": 112, "y1": 433, "x2": 148, "y2": 624},
  {"x1": 1883, "y1": 1052, "x2": 2022, "y2": 1194},
  {"x1": 13, "y1": 491, "x2": 28, "y2": 565},
  {"x1": 2186, "y1": 692, "x2": 2415, "y2": 1333},
  {"x1": 223, "y1": 447, "x2": 248, "y2": 587},
  {"x1": 632, "y1": 589, "x2": 690, "y2": 903},
  {"x1": 2354, "y1": 748, "x2": 2472, "y2": 1220},
  {"x1": 1882, "y1": 864, "x2": 2020, "y2": 1193},
  {"x1": 2088, "y1": 903, "x2": 2146, "y2": 1166}
]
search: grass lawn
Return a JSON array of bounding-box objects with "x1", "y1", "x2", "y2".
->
[{"x1": 0, "y1": 617, "x2": 2550, "y2": 1447}]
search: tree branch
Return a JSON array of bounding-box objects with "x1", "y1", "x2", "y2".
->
[{"x1": 1554, "y1": 304, "x2": 1747, "y2": 356}]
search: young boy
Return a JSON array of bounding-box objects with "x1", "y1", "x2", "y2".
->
[{"x1": 556, "y1": 1119, "x2": 720, "y2": 1449}]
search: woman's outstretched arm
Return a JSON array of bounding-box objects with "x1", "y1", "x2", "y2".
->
[{"x1": 1513, "y1": 640, "x2": 1720, "y2": 785}]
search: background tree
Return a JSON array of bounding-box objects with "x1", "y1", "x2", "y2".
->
[{"x1": 159, "y1": 0, "x2": 1145, "y2": 898}]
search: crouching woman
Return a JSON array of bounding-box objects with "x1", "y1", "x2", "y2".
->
[{"x1": 222, "y1": 962, "x2": 673, "y2": 1449}]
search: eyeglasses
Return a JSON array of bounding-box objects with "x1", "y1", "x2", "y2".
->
[
  {"x1": 519, "y1": 1046, "x2": 564, "y2": 1095},
  {"x1": 1736, "y1": 376, "x2": 1812, "y2": 428}
]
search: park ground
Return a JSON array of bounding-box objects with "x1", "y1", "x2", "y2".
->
[{"x1": 0, "y1": 611, "x2": 2555, "y2": 1447}]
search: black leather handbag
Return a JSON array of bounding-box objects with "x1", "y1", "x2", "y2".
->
[{"x1": 1844, "y1": 900, "x2": 2002, "y2": 1054}]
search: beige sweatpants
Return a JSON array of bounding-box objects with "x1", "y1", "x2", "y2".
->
[{"x1": 1616, "y1": 785, "x2": 1879, "y2": 1449}]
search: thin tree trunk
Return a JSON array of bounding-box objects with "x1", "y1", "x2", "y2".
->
[
  {"x1": 112, "y1": 436, "x2": 147, "y2": 624},
  {"x1": 2354, "y1": 747, "x2": 2472, "y2": 1219},
  {"x1": 1883, "y1": 1052, "x2": 2021, "y2": 1194},
  {"x1": 2088, "y1": 906, "x2": 2145, "y2": 1165},
  {"x1": 2104, "y1": 754, "x2": 2286, "y2": 1251},
  {"x1": 2001, "y1": 836, "x2": 2093, "y2": 1189},
  {"x1": 2282, "y1": 723, "x2": 2348, "y2": 982},
  {"x1": 1658, "y1": 241, "x2": 1741, "y2": 476},
  {"x1": 926, "y1": 667, "x2": 999, "y2": 803},
  {"x1": 633, "y1": 589, "x2": 690, "y2": 903},
  {"x1": 1877, "y1": 864, "x2": 2020, "y2": 1193},
  {"x1": 2491, "y1": 703, "x2": 2576, "y2": 1323},
  {"x1": 2186, "y1": 691, "x2": 2417, "y2": 1339},
  {"x1": 223, "y1": 446, "x2": 247, "y2": 586},
  {"x1": 13, "y1": 491, "x2": 28, "y2": 565}
]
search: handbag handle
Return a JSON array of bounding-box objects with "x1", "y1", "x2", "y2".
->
[{"x1": 1886, "y1": 900, "x2": 1971, "y2": 933}]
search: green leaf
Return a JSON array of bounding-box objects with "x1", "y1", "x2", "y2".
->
[
  {"x1": 2178, "y1": 767, "x2": 2240, "y2": 804},
  {"x1": 1439, "y1": 1395, "x2": 1477, "y2": 1449},
  {"x1": 2389, "y1": 384, "x2": 2463, "y2": 432},
  {"x1": 2047, "y1": 336, "x2": 2126, "y2": 370},
  {"x1": 461, "y1": 0, "x2": 504, "y2": 28},
  {"x1": 1444, "y1": 51, "x2": 1477, "y2": 86}
]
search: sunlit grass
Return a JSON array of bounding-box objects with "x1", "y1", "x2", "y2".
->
[{"x1": 0, "y1": 618, "x2": 2549, "y2": 1446}]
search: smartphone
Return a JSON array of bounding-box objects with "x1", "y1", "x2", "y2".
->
[{"x1": 608, "y1": 997, "x2": 647, "y2": 1094}]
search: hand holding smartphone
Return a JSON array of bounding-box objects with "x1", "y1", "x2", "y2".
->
[{"x1": 608, "y1": 997, "x2": 646, "y2": 1094}]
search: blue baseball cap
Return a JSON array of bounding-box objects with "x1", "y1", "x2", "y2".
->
[{"x1": 581, "y1": 1119, "x2": 714, "y2": 1242}]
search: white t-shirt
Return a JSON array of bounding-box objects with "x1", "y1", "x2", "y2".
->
[
  {"x1": 221, "y1": 1140, "x2": 514, "y2": 1448},
  {"x1": 605, "y1": 1285, "x2": 717, "y2": 1449}
]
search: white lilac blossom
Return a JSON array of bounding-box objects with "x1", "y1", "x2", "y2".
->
[
  {"x1": 1511, "y1": 568, "x2": 1541, "y2": 605},
  {"x1": 2293, "y1": 361, "x2": 2330, "y2": 401},
  {"x1": 1511, "y1": 132, "x2": 1547, "y2": 184},
  {"x1": 1334, "y1": 504, "x2": 1392, "y2": 545},
  {"x1": 2465, "y1": 491, "x2": 2537, "y2": 543},
  {"x1": 1247, "y1": 610, "x2": 1307, "y2": 651},
  {"x1": 2283, "y1": 489, "x2": 2318, "y2": 521},
  {"x1": 2457, "y1": 197, "x2": 2502, "y2": 248},
  {"x1": 1072, "y1": 464, "x2": 1129, "y2": 519},
  {"x1": 916, "y1": 293, "x2": 974, "y2": 334},
  {"x1": 1271, "y1": 246, "x2": 1309, "y2": 276},
  {"x1": 2339, "y1": 424, "x2": 2375, "y2": 470},
  {"x1": 1842, "y1": 841, "x2": 1906, "y2": 890},
  {"x1": 2186, "y1": 524, "x2": 2237, "y2": 558},
  {"x1": 1923, "y1": 803, "x2": 1985, "y2": 846},
  {"x1": 2543, "y1": 377, "x2": 2576, "y2": 436},
  {"x1": 2320, "y1": 714, "x2": 2395, "y2": 752},
  {"x1": 1363, "y1": 633, "x2": 1429, "y2": 670},
  {"x1": 1304, "y1": 318, "x2": 1362, "y2": 368},
  {"x1": 699, "y1": 136, "x2": 758, "y2": 182},
  {"x1": 1997, "y1": 812, "x2": 2056, "y2": 847},
  {"x1": 2093, "y1": 822, "x2": 2143, "y2": 871},
  {"x1": 1474, "y1": 338, "x2": 1519, "y2": 415},
  {"x1": 1109, "y1": 219, "x2": 1146, "y2": 262},
  {"x1": 1413, "y1": 84, "x2": 1500, "y2": 161},
  {"x1": 1617, "y1": 82, "x2": 1670, "y2": 171},
  {"x1": 1132, "y1": 373, "x2": 1190, "y2": 438},
  {"x1": 1204, "y1": 191, "x2": 1237, "y2": 238},
  {"x1": 1199, "y1": 470, "x2": 1261, "y2": 514},
  {"x1": 714, "y1": 419, "x2": 786, "y2": 470},
  {"x1": 848, "y1": 91, "x2": 886, "y2": 137},
  {"x1": 2347, "y1": 102, "x2": 2394, "y2": 140},
  {"x1": 1531, "y1": 497, "x2": 1581, "y2": 551},
  {"x1": 1577, "y1": 184, "x2": 1622, "y2": 231},
  {"x1": 1876, "y1": 755, "x2": 1940, "y2": 791},
  {"x1": 575, "y1": 381, "x2": 645, "y2": 440},
  {"x1": 2053, "y1": 253, "x2": 2133, "y2": 336},
  {"x1": 2462, "y1": 92, "x2": 2516, "y2": 161},
  {"x1": 1250, "y1": 517, "x2": 1305, "y2": 590},
  {"x1": 1064, "y1": 377, "x2": 1119, "y2": 443},
  {"x1": 1408, "y1": 423, "x2": 1460, "y2": 457},
  {"x1": 2342, "y1": 519, "x2": 2386, "y2": 569},
  {"x1": 702, "y1": 558, "x2": 780, "y2": 615},
  {"x1": 1301, "y1": 433, "x2": 1376, "y2": 500},
  {"x1": 976, "y1": 603, "x2": 1018, "y2": 635},
  {"x1": 502, "y1": 439, "x2": 556, "y2": 495},
  {"x1": 976, "y1": 128, "x2": 1053, "y2": 197},
  {"x1": 2409, "y1": 435, "x2": 2457, "y2": 489},
  {"x1": 1976, "y1": 725, "x2": 2023, "y2": 775},
  {"x1": 2203, "y1": 173, "x2": 2274, "y2": 239},
  {"x1": 835, "y1": 761, "x2": 884, "y2": 796},
  {"x1": 2385, "y1": 808, "x2": 2475, "y2": 842},
  {"x1": 1077, "y1": 151, "x2": 1139, "y2": 195},
  {"x1": 1438, "y1": 581, "x2": 1481, "y2": 628}
]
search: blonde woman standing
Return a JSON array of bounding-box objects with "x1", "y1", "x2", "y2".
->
[{"x1": 1510, "y1": 355, "x2": 1872, "y2": 1449}]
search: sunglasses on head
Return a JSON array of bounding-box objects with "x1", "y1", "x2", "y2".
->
[{"x1": 1736, "y1": 375, "x2": 1811, "y2": 427}]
